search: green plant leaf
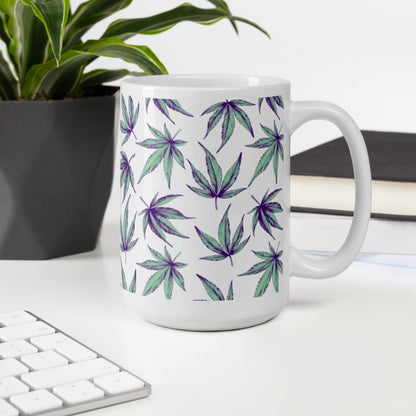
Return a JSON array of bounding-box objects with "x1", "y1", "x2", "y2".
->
[
  {"x1": 201, "y1": 99, "x2": 255, "y2": 152},
  {"x1": 80, "y1": 68, "x2": 142, "y2": 88},
  {"x1": 22, "y1": 37, "x2": 167, "y2": 99},
  {"x1": 239, "y1": 242, "x2": 283, "y2": 297},
  {"x1": 0, "y1": 50, "x2": 18, "y2": 99},
  {"x1": 196, "y1": 274, "x2": 225, "y2": 301},
  {"x1": 139, "y1": 193, "x2": 191, "y2": 246},
  {"x1": 187, "y1": 143, "x2": 245, "y2": 209},
  {"x1": 103, "y1": 3, "x2": 268, "y2": 40},
  {"x1": 21, "y1": 0, "x2": 70, "y2": 64},
  {"x1": 63, "y1": 0, "x2": 132, "y2": 49},
  {"x1": 137, "y1": 123, "x2": 187, "y2": 188},
  {"x1": 195, "y1": 204, "x2": 250, "y2": 266},
  {"x1": 138, "y1": 246, "x2": 187, "y2": 299},
  {"x1": 247, "y1": 121, "x2": 284, "y2": 186}
]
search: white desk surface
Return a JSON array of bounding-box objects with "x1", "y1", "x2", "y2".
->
[{"x1": 1, "y1": 192, "x2": 415, "y2": 416}]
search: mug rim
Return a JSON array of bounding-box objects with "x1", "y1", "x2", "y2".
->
[{"x1": 121, "y1": 74, "x2": 290, "y2": 91}]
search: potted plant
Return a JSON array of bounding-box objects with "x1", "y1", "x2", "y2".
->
[{"x1": 0, "y1": 0, "x2": 267, "y2": 260}]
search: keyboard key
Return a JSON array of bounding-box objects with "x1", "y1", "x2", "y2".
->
[
  {"x1": 53, "y1": 380, "x2": 104, "y2": 405},
  {"x1": 0, "y1": 340, "x2": 37, "y2": 359},
  {"x1": 0, "y1": 321, "x2": 54, "y2": 342},
  {"x1": 0, "y1": 399, "x2": 18, "y2": 416},
  {"x1": 21, "y1": 350, "x2": 68, "y2": 371},
  {"x1": 10, "y1": 390, "x2": 62, "y2": 415},
  {"x1": 94, "y1": 372, "x2": 145, "y2": 395},
  {"x1": 31, "y1": 333, "x2": 97, "y2": 362},
  {"x1": 21, "y1": 358, "x2": 119, "y2": 390},
  {"x1": 0, "y1": 359, "x2": 29, "y2": 378},
  {"x1": 0, "y1": 311, "x2": 36, "y2": 327},
  {"x1": 0, "y1": 377, "x2": 29, "y2": 399}
]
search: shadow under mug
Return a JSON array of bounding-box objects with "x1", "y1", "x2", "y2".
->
[{"x1": 118, "y1": 75, "x2": 371, "y2": 331}]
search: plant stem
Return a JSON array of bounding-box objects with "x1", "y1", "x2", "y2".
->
[
  {"x1": 215, "y1": 198, "x2": 218, "y2": 210},
  {"x1": 229, "y1": 256, "x2": 233, "y2": 267}
]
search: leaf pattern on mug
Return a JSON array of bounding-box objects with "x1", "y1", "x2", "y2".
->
[
  {"x1": 120, "y1": 151, "x2": 135, "y2": 202},
  {"x1": 195, "y1": 204, "x2": 250, "y2": 266},
  {"x1": 138, "y1": 246, "x2": 187, "y2": 299},
  {"x1": 258, "y1": 95, "x2": 284, "y2": 119},
  {"x1": 139, "y1": 193, "x2": 192, "y2": 247},
  {"x1": 120, "y1": 95, "x2": 139, "y2": 145},
  {"x1": 248, "y1": 188, "x2": 283, "y2": 238},
  {"x1": 121, "y1": 263, "x2": 137, "y2": 294},
  {"x1": 137, "y1": 123, "x2": 187, "y2": 188},
  {"x1": 187, "y1": 142, "x2": 245, "y2": 209},
  {"x1": 145, "y1": 98, "x2": 193, "y2": 124},
  {"x1": 247, "y1": 121, "x2": 284, "y2": 186},
  {"x1": 201, "y1": 99, "x2": 255, "y2": 152},
  {"x1": 120, "y1": 196, "x2": 138, "y2": 261},
  {"x1": 196, "y1": 274, "x2": 234, "y2": 301},
  {"x1": 239, "y1": 242, "x2": 283, "y2": 297}
]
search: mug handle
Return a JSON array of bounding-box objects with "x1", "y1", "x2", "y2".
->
[{"x1": 288, "y1": 101, "x2": 372, "y2": 278}]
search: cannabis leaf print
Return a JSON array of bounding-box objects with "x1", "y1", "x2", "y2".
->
[
  {"x1": 187, "y1": 142, "x2": 245, "y2": 209},
  {"x1": 138, "y1": 246, "x2": 187, "y2": 299},
  {"x1": 201, "y1": 99, "x2": 255, "y2": 152},
  {"x1": 239, "y1": 242, "x2": 283, "y2": 297},
  {"x1": 121, "y1": 263, "x2": 137, "y2": 294},
  {"x1": 258, "y1": 95, "x2": 284, "y2": 119},
  {"x1": 247, "y1": 121, "x2": 284, "y2": 186},
  {"x1": 120, "y1": 95, "x2": 139, "y2": 145},
  {"x1": 197, "y1": 275, "x2": 234, "y2": 301},
  {"x1": 195, "y1": 204, "x2": 250, "y2": 266},
  {"x1": 249, "y1": 188, "x2": 283, "y2": 238},
  {"x1": 137, "y1": 124, "x2": 186, "y2": 188},
  {"x1": 120, "y1": 196, "x2": 138, "y2": 261},
  {"x1": 139, "y1": 193, "x2": 192, "y2": 247},
  {"x1": 120, "y1": 152, "x2": 135, "y2": 202},
  {"x1": 145, "y1": 98, "x2": 193, "y2": 124}
]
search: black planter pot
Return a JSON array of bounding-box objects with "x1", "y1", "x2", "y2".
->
[{"x1": 0, "y1": 88, "x2": 116, "y2": 259}]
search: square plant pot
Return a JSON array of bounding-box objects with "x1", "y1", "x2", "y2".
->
[{"x1": 0, "y1": 88, "x2": 116, "y2": 259}]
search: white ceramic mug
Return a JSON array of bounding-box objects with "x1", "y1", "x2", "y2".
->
[{"x1": 118, "y1": 75, "x2": 371, "y2": 331}]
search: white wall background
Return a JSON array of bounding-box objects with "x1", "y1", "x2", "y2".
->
[{"x1": 71, "y1": 0, "x2": 416, "y2": 154}]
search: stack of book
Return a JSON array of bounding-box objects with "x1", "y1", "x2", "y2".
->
[{"x1": 290, "y1": 131, "x2": 416, "y2": 254}]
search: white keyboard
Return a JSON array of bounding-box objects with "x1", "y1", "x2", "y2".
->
[{"x1": 0, "y1": 311, "x2": 150, "y2": 415}]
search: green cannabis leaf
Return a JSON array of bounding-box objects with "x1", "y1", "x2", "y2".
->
[
  {"x1": 121, "y1": 263, "x2": 137, "y2": 294},
  {"x1": 138, "y1": 245, "x2": 187, "y2": 299},
  {"x1": 187, "y1": 142, "x2": 245, "y2": 209},
  {"x1": 196, "y1": 274, "x2": 234, "y2": 301},
  {"x1": 145, "y1": 98, "x2": 193, "y2": 124},
  {"x1": 137, "y1": 123, "x2": 187, "y2": 188},
  {"x1": 120, "y1": 196, "x2": 138, "y2": 261},
  {"x1": 247, "y1": 120, "x2": 284, "y2": 186},
  {"x1": 201, "y1": 99, "x2": 255, "y2": 152},
  {"x1": 139, "y1": 193, "x2": 192, "y2": 247},
  {"x1": 195, "y1": 204, "x2": 250, "y2": 266},
  {"x1": 120, "y1": 151, "x2": 135, "y2": 202},
  {"x1": 239, "y1": 242, "x2": 283, "y2": 297},
  {"x1": 120, "y1": 94, "x2": 139, "y2": 145},
  {"x1": 258, "y1": 95, "x2": 284, "y2": 119},
  {"x1": 248, "y1": 188, "x2": 283, "y2": 238}
]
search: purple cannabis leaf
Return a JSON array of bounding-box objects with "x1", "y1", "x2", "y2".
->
[
  {"x1": 139, "y1": 193, "x2": 192, "y2": 247},
  {"x1": 138, "y1": 245, "x2": 187, "y2": 299},
  {"x1": 120, "y1": 95, "x2": 139, "y2": 145},
  {"x1": 239, "y1": 242, "x2": 283, "y2": 297}
]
